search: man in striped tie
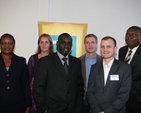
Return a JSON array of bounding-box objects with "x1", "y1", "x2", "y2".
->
[
  {"x1": 119, "y1": 26, "x2": 141, "y2": 113},
  {"x1": 124, "y1": 50, "x2": 132, "y2": 63}
]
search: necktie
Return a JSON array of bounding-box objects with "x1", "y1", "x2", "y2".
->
[
  {"x1": 124, "y1": 50, "x2": 132, "y2": 63},
  {"x1": 62, "y1": 57, "x2": 68, "y2": 74}
]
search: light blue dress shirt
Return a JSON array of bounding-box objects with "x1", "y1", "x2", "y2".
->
[{"x1": 85, "y1": 54, "x2": 97, "y2": 91}]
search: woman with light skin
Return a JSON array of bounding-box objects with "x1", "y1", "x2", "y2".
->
[{"x1": 28, "y1": 33, "x2": 54, "y2": 113}]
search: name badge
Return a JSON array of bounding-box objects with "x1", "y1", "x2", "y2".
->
[{"x1": 110, "y1": 75, "x2": 119, "y2": 81}]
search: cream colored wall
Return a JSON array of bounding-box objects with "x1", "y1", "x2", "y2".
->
[{"x1": 0, "y1": 0, "x2": 141, "y2": 61}]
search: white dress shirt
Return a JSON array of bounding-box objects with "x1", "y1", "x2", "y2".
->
[
  {"x1": 103, "y1": 58, "x2": 114, "y2": 85},
  {"x1": 125, "y1": 46, "x2": 139, "y2": 64}
]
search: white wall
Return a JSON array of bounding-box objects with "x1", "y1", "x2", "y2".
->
[{"x1": 0, "y1": 0, "x2": 141, "y2": 61}]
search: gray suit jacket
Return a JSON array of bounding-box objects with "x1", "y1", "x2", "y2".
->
[{"x1": 87, "y1": 59, "x2": 132, "y2": 113}]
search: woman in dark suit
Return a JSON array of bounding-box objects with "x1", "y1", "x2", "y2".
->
[{"x1": 0, "y1": 33, "x2": 31, "y2": 113}]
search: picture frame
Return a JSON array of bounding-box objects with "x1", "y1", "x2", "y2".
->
[{"x1": 38, "y1": 22, "x2": 87, "y2": 57}]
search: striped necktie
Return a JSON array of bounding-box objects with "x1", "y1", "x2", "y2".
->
[
  {"x1": 62, "y1": 57, "x2": 68, "y2": 74},
  {"x1": 124, "y1": 50, "x2": 132, "y2": 63}
]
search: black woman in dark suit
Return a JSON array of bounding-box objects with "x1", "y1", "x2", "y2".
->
[{"x1": 0, "y1": 33, "x2": 31, "y2": 113}]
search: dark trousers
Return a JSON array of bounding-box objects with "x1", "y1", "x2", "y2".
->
[
  {"x1": 0, "y1": 101, "x2": 26, "y2": 113},
  {"x1": 126, "y1": 100, "x2": 141, "y2": 113},
  {"x1": 47, "y1": 105, "x2": 81, "y2": 113},
  {"x1": 82, "y1": 95, "x2": 90, "y2": 113}
]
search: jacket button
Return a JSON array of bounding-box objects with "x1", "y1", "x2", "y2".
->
[
  {"x1": 7, "y1": 86, "x2": 10, "y2": 90},
  {"x1": 6, "y1": 80, "x2": 10, "y2": 83},
  {"x1": 6, "y1": 74, "x2": 9, "y2": 77}
]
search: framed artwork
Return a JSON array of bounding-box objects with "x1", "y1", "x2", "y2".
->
[{"x1": 38, "y1": 22, "x2": 87, "y2": 57}]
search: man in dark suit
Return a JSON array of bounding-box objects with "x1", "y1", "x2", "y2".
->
[
  {"x1": 79, "y1": 34, "x2": 102, "y2": 113},
  {"x1": 118, "y1": 26, "x2": 141, "y2": 113},
  {"x1": 33, "y1": 33, "x2": 84, "y2": 113},
  {"x1": 87, "y1": 36, "x2": 132, "y2": 113}
]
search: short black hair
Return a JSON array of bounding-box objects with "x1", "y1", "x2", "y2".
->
[
  {"x1": 58, "y1": 33, "x2": 72, "y2": 41},
  {"x1": 127, "y1": 26, "x2": 141, "y2": 36},
  {"x1": 0, "y1": 33, "x2": 15, "y2": 44}
]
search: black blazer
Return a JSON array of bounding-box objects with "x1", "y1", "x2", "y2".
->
[
  {"x1": 0, "y1": 53, "x2": 31, "y2": 107},
  {"x1": 33, "y1": 53, "x2": 84, "y2": 113},
  {"x1": 119, "y1": 45, "x2": 141, "y2": 112},
  {"x1": 87, "y1": 59, "x2": 131, "y2": 113}
]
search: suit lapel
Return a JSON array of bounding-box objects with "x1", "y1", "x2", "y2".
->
[
  {"x1": 82, "y1": 54, "x2": 86, "y2": 84},
  {"x1": 105, "y1": 59, "x2": 119, "y2": 87},
  {"x1": 96, "y1": 54, "x2": 102, "y2": 62},
  {"x1": 130, "y1": 45, "x2": 141, "y2": 65},
  {"x1": 53, "y1": 53, "x2": 67, "y2": 76},
  {"x1": 120, "y1": 47, "x2": 128, "y2": 61},
  {"x1": 8, "y1": 54, "x2": 17, "y2": 72},
  {"x1": 68, "y1": 55, "x2": 74, "y2": 76},
  {"x1": 0, "y1": 53, "x2": 7, "y2": 72},
  {"x1": 99, "y1": 61, "x2": 105, "y2": 87},
  {"x1": 3, "y1": 53, "x2": 18, "y2": 73}
]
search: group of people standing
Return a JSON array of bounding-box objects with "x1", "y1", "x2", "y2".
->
[
  {"x1": 80, "y1": 26, "x2": 141, "y2": 113},
  {"x1": 0, "y1": 25, "x2": 140, "y2": 113}
]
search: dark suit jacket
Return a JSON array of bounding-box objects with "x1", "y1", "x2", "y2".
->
[
  {"x1": 87, "y1": 59, "x2": 131, "y2": 113},
  {"x1": 79, "y1": 53, "x2": 102, "y2": 99},
  {"x1": 119, "y1": 45, "x2": 141, "y2": 112},
  {"x1": 0, "y1": 53, "x2": 31, "y2": 108},
  {"x1": 33, "y1": 53, "x2": 84, "y2": 113}
]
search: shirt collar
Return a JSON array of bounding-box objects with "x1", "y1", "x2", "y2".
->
[
  {"x1": 128, "y1": 45, "x2": 139, "y2": 53},
  {"x1": 103, "y1": 58, "x2": 114, "y2": 67},
  {"x1": 86, "y1": 53, "x2": 97, "y2": 59},
  {"x1": 57, "y1": 51, "x2": 69, "y2": 60}
]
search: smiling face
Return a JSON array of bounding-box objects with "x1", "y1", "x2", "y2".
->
[
  {"x1": 100, "y1": 38, "x2": 117, "y2": 60},
  {"x1": 57, "y1": 33, "x2": 72, "y2": 56},
  {"x1": 38, "y1": 36, "x2": 51, "y2": 53},
  {"x1": 0, "y1": 36, "x2": 15, "y2": 55},
  {"x1": 125, "y1": 28, "x2": 140, "y2": 49}
]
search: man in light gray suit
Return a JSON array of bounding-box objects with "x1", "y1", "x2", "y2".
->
[{"x1": 87, "y1": 36, "x2": 132, "y2": 113}]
